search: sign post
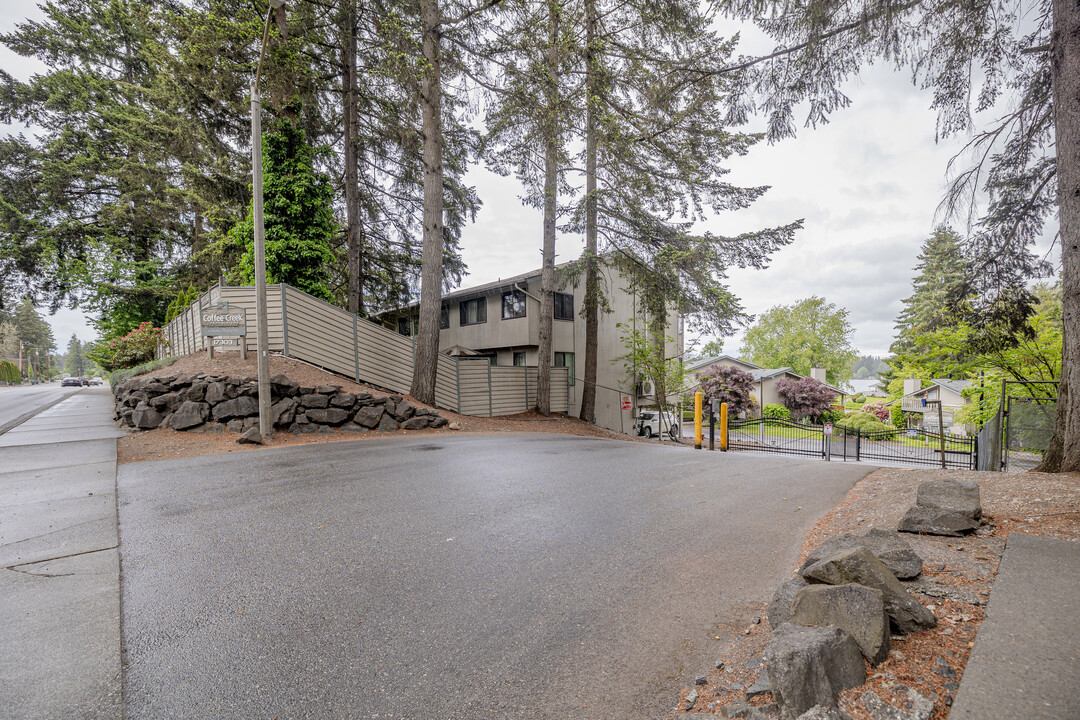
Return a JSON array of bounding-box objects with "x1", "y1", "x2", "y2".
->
[
  {"x1": 620, "y1": 395, "x2": 632, "y2": 411},
  {"x1": 201, "y1": 301, "x2": 248, "y2": 360}
]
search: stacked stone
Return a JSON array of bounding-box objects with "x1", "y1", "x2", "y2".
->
[
  {"x1": 112, "y1": 373, "x2": 448, "y2": 434},
  {"x1": 758, "y1": 529, "x2": 936, "y2": 720}
]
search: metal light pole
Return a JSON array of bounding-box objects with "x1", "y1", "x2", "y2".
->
[{"x1": 252, "y1": 0, "x2": 285, "y2": 439}]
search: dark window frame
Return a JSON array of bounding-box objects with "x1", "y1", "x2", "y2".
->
[
  {"x1": 501, "y1": 289, "x2": 526, "y2": 320},
  {"x1": 554, "y1": 292, "x2": 574, "y2": 321},
  {"x1": 554, "y1": 351, "x2": 575, "y2": 386},
  {"x1": 459, "y1": 297, "x2": 487, "y2": 326},
  {"x1": 513, "y1": 351, "x2": 526, "y2": 367}
]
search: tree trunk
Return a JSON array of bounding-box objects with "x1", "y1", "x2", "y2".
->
[
  {"x1": 536, "y1": 0, "x2": 561, "y2": 415},
  {"x1": 1039, "y1": 0, "x2": 1080, "y2": 472},
  {"x1": 411, "y1": 0, "x2": 444, "y2": 405},
  {"x1": 578, "y1": 0, "x2": 599, "y2": 423},
  {"x1": 341, "y1": 3, "x2": 363, "y2": 315}
]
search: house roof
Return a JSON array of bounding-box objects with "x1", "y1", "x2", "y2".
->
[
  {"x1": 684, "y1": 354, "x2": 760, "y2": 375},
  {"x1": 884, "y1": 378, "x2": 973, "y2": 406},
  {"x1": 686, "y1": 358, "x2": 846, "y2": 395}
]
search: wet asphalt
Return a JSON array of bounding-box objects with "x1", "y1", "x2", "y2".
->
[{"x1": 117, "y1": 433, "x2": 873, "y2": 720}]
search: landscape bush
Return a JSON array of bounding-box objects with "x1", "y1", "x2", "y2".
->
[
  {"x1": 861, "y1": 402, "x2": 890, "y2": 422},
  {"x1": 0, "y1": 359, "x2": 20, "y2": 384},
  {"x1": 775, "y1": 376, "x2": 836, "y2": 420},
  {"x1": 818, "y1": 408, "x2": 846, "y2": 425},
  {"x1": 762, "y1": 403, "x2": 791, "y2": 421},
  {"x1": 836, "y1": 413, "x2": 893, "y2": 433},
  {"x1": 109, "y1": 356, "x2": 179, "y2": 388},
  {"x1": 86, "y1": 322, "x2": 169, "y2": 372},
  {"x1": 696, "y1": 365, "x2": 757, "y2": 416},
  {"x1": 890, "y1": 402, "x2": 906, "y2": 428}
]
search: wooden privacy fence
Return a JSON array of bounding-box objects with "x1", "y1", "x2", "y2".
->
[{"x1": 159, "y1": 282, "x2": 569, "y2": 417}]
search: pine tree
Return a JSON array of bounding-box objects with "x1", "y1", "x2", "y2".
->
[{"x1": 891, "y1": 227, "x2": 967, "y2": 355}]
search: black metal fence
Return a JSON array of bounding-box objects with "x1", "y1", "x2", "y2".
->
[
  {"x1": 1005, "y1": 395, "x2": 1056, "y2": 472},
  {"x1": 726, "y1": 418, "x2": 977, "y2": 469},
  {"x1": 727, "y1": 418, "x2": 825, "y2": 458}
]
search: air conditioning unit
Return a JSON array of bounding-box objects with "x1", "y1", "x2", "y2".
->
[{"x1": 637, "y1": 379, "x2": 655, "y2": 397}]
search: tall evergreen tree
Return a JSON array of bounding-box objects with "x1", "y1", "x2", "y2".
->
[
  {"x1": 710, "y1": 0, "x2": 1080, "y2": 470},
  {"x1": 891, "y1": 227, "x2": 967, "y2": 355}
]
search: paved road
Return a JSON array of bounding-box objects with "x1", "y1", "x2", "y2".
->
[
  {"x1": 0, "y1": 386, "x2": 125, "y2": 720},
  {"x1": 119, "y1": 434, "x2": 873, "y2": 719},
  {"x1": 0, "y1": 382, "x2": 83, "y2": 432}
]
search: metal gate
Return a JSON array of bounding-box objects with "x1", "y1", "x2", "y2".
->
[
  {"x1": 1004, "y1": 395, "x2": 1057, "y2": 472},
  {"x1": 727, "y1": 418, "x2": 976, "y2": 469}
]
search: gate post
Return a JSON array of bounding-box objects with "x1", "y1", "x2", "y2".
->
[
  {"x1": 719, "y1": 402, "x2": 729, "y2": 451},
  {"x1": 855, "y1": 430, "x2": 861, "y2": 462},
  {"x1": 824, "y1": 430, "x2": 830, "y2": 461}
]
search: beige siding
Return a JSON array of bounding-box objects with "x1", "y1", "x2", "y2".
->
[{"x1": 159, "y1": 282, "x2": 566, "y2": 419}]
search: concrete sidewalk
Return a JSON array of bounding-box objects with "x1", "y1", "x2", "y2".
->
[
  {"x1": 951, "y1": 532, "x2": 1080, "y2": 719},
  {"x1": 0, "y1": 387, "x2": 125, "y2": 720}
]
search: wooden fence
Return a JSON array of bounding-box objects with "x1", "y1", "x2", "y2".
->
[{"x1": 159, "y1": 282, "x2": 568, "y2": 417}]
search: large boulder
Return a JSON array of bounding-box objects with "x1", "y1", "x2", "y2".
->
[
  {"x1": 299, "y1": 393, "x2": 329, "y2": 409},
  {"x1": 271, "y1": 397, "x2": 297, "y2": 426},
  {"x1": 354, "y1": 405, "x2": 384, "y2": 428},
  {"x1": 916, "y1": 479, "x2": 981, "y2": 520},
  {"x1": 237, "y1": 426, "x2": 262, "y2": 445},
  {"x1": 401, "y1": 416, "x2": 430, "y2": 430},
  {"x1": 185, "y1": 381, "x2": 208, "y2": 403},
  {"x1": 306, "y1": 407, "x2": 348, "y2": 425},
  {"x1": 270, "y1": 374, "x2": 299, "y2": 397},
  {"x1": 429, "y1": 416, "x2": 448, "y2": 429},
  {"x1": 205, "y1": 381, "x2": 229, "y2": 405},
  {"x1": 315, "y1": 384, "x2": 341, "y2": 394},
  {"x1": 211, "y1": 395, "x2": 259, "y2": 421},
  {"x1": 393, "y1": 401, "x2": 416, "y2": 422},
  {"x1": 330, "y1": 392, "x2": 356, "y2": 409},
  {"x1": 378, "y1": 414, "x2": 400, "y2": 432},
  {"x1": 765, "y1": 623, "x2": 866, "y2": 720},
  {"x1": 802, "y1": 547, "x2": 936, "y2": 634},
  {"x1": 769, "y1": 577, "x2": 810, "y2": 629},
  {"x1": 170, "y1": 401, "x2": 211, "y2": 430},
  {"x1": 131, "y1": 403, "x2": 164, "y2": 430},
  {"x1": 791, "y1": 583, "x2": 890, "y2": 664},
  {"x1": 898, "y1": 506, "x2": 980, "y2": 537},
  {"x1": 148, "y1": 391, "x2": 183, "y2": 413},
  {"x1": 800, "y1": 529, "x2": 922, "y2": 580}
]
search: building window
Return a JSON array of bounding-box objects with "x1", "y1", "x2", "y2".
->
[
  {"x1": 397, "y1": 316, "x2": 418, "y2": 336},
  {"x1": 513, "y1": 351, "x2": 526, "y2": 367},
  {"x1": 440, "y1": 305, "x2": 450, "y2": 329},
  {"x1": 502, "y1": 289, "x2": 526, "y2": 319},
  {"x1": 459, "y1": 297, "x2": 486, "y2": 326},
  {"x1": 554, "y1": 292, "x2": 574, "y2": 320},
  {"x1": 555, "y1": 351, "x2": 575, "y2": 386}
]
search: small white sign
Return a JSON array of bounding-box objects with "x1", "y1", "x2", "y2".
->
[{"x1": 824, "y1": 423, "x2": 833, "y2": 436}]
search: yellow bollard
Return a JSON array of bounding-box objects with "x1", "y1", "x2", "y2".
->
[
  {"x1": 720, "y1": 402, "x2": 729, "y2": 451},
  {"x1": 694, "y1": 392, "x2": 703, "y2": 449}
]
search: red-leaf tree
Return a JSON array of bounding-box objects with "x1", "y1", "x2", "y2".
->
[
  {"x1": 775, "y1": 376, "x2": 837, "y2": 421},
  {"x1": 696, "y1": 365, "x2": 756, "y2": 416}
]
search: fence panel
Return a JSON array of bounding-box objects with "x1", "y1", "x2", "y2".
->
[
  {"x1": 858, "y1": 428, "x2": 976, "y2": 470},
  {"x1": 457, "y1": 358, "x2": 491, "y2": 416},
  {"x1": 728, "y1": 418, "x2": 825, "y2": 458},
  {"x1": 490, "y1": 366, "x2": 527, "y2": 415}
]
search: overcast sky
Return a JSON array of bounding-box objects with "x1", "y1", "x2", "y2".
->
[{"x1": 1, "y1": 3, "x2": 1057, "y2": 358}]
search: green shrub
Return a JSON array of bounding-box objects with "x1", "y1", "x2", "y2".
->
[
  {"x1": 0, "y1": 360, "x2": 20, "y2": 384},
  {"x1": 853, "y1": 396, "x2": 867, "y2": 404},
  {"x1": 762, "y1": 403, "x2": 791, "y2": 421},
  {"x1": 109, "y1": 356, "x2": 179, "y2": 389},
  {"x1": 890, "y1": 402, "x2": 906, "y2": 428},
  {"x1": 836, "y1": 413, "x2": 893, "y2": 433},
  {"x1": 86, "y1": 322, "x2": 169, "y2": 372},
  {"x1": 818, "y1": 408, "x2": 846, "y2": 425}
]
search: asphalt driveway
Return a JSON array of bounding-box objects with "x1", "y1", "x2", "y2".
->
[{"x1": 118, "y1": 433, "x2": 872, "y2": 719}]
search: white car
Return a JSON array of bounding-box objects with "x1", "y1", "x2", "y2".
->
[{"x1": 634, "y1": 410, "x2": 680, "y2": 439}]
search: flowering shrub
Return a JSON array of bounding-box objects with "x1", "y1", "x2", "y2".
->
[
  {"x1": 87, "y1": 322, "x2": 169, "y2": 371},
  {"x1": 762, "y1": 403, "x2": 791, "y2": 421},
  {"x1": 861, "y1": 402, "x2": 890, "y2": 422}
]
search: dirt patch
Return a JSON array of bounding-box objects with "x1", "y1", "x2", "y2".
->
[
  {"x1": 117, "y1": 353, "x2": 665, "y2": 464},
  {"x1": 670, "y1": 467, "x2": 1080, "y2": 718}
]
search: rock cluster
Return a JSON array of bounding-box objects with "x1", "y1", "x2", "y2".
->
[
  {"x1": 112, "y1": 372, "x2": 448, "y2": 435},
  {"x1": 759, "y1": 529, "x2": 935, "y2": 720},
  {"x1": 898, "y1": 479, "x2": 982, "y2": 536}
]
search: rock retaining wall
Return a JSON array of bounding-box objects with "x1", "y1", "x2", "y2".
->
[{"x1": 112, "y1": 372, "x2": 448, "y2": 434}]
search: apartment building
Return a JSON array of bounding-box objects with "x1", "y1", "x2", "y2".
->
[{"x1": 377, "y1": 260, "x2": 683, "y2": 434}]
